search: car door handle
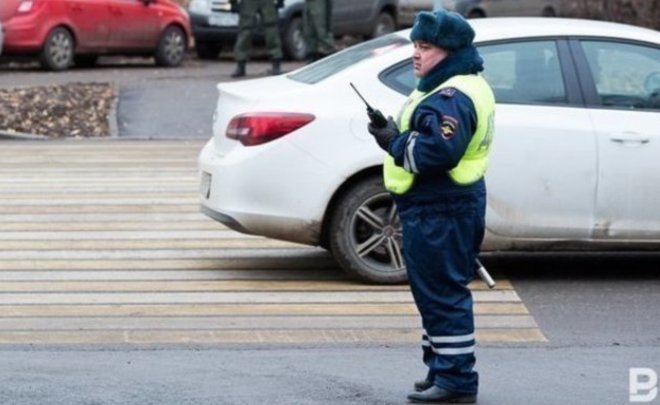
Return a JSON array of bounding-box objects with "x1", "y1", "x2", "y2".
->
[{"x1": 610, "y1": 132, "x2": 650, "y2": 145}]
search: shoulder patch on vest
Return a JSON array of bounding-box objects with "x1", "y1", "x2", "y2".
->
[{"x1": 439, "y1": 87, "x2": 457, "y2": 98}]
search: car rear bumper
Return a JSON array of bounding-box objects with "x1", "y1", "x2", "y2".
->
[
  {"x1": 1, "y1": 12, "x2": 47, "y2": 54},
  {"x1": 198, "y1": 138, "x2": 339, "y2": 246},
  {"x1": 3, "y1": 23, "x2": 43, "y2": 55},
  {"x1": 189, "y1": 11, "x2": 280, "y2": 43},
  {"x1": 189, "y1": 12, "x2": 237, "y2": 41}
]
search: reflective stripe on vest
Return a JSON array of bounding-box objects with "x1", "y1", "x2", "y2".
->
[{"x1": 383, "y1": 74, "x2": 495, "y2": 195}]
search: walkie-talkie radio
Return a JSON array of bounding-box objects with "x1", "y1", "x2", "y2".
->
[{"x1": 350, "y1": 82, "x2": 388, "y2": 129}]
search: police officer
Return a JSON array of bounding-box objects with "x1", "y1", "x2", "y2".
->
[
  {"x1": 367, "y1": 10, "x2": 495, "y2": 404},
  {"x1": 303, "y1": 0, "x2": 336, "y2": 62},
  {"x1": 230, "y1": 0, "x2": 284, "y2": 78}
]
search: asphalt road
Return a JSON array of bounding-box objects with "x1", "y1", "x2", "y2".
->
[{"x1": 1, "y1": 58, "x2": 659, "y2": 404}]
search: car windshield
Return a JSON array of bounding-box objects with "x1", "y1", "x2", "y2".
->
[{"x1": 288, "y1": 34, "x2": 411, "y2": 84}]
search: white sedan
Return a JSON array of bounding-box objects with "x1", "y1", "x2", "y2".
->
[{"x1": 199, "y1": 18, "x2": 660, "y2": 284}]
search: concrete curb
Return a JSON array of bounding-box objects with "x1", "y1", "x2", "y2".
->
[
  {"x1": 108, "y1": 84, "x2": 119, "y2": 138},
  {"x1": 0, "y1": 130, "x2": 50, "y2": 141}
]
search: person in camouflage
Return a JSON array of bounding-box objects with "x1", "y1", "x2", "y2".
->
[
  {"x1": 303, "y1": 0, "x2": 336, "y2": 62},
  {"x1": 231, "y1": 0, "x2": 284, "y2": 77}
]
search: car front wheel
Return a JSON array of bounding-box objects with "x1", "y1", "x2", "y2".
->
[
  {"x1": 39, "y1": 27, "x2": 74, "y2": 71},
  {"x1": 370, "y1": 12, "x2": 396, "y2": 38},
  {"x1": 155, "y1": 25, "x2": 187, "y2": 67},
  {"x1": 542, "y1": 6, "x2": 556, "y2": 16},
  {"x1": 329, "y1": 176, "x2": 406, "y2": 284},
  {"x1": 283, "y1": 16, "x2": 306, "y2": 61}
]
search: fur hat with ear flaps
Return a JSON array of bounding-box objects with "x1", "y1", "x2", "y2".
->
[{"x1": 410, "y1": 10, "x2": 475, "y2": 50}]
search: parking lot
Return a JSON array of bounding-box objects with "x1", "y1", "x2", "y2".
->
[{"x1": 0, "y1": 54, "x2": 305, "y2": 139}]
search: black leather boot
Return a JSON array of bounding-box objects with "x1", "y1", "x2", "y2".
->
[
  {"x1": 407, "y1": 386, "x2": 477, "y2": 403},
  {"x1": 413, "y1": 379, "x2": 433, "y2": 392},
  {"x1": 230, "y1": 61, "x2": 246, "y2": 78},
  {"x1": 269, "y1": 59, "x2": 281, "y2": 75}
]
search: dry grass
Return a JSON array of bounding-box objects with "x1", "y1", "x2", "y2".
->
[{"x1": 0, "y1": 83, "x2": 116, "y2": 138}]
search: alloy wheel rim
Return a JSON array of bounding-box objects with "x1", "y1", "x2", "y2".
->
[
  {"x1": 49, "y1": 32, "x2": 72, "y2": 68},
  {"x1": 164, "y1": 31, "x2": 184, "y2": 63},
  {"x1": 349, "y1": 192, "x2": 404, "y2": 273},
  {"x1": 375, "y1": 17, "x2": 394, "y2": 37},
  {"x1": 292, "y1": 28, "x2": 306, "y2": 60}
]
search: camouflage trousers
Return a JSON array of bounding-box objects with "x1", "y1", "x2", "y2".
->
[
  {"x1": 234, "y1": 0, "x2": 283, "y2": 61},
  {"x1": 303, "y1": 0, "x2": 335, "y2": 56}
]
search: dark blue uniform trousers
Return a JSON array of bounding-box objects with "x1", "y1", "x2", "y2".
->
[{"x1": 398, "y1": 190, "x2": 486, "y2": 395}]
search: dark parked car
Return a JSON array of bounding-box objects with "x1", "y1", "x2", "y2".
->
[
  {"x1": 0, "y1": 0, "x2": 192, "y2": 70},
  {"x1": 187, "y1": 0, "x2": 398, "y2": 61},
  {"x1": 398, "y1": 0, "x2": 559, "y2": 26}
]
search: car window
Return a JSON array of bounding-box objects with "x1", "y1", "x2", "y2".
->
[
  {"x1": 580, "y1": 41, "x2": 660, "y2": 111},
  {"x1": 379, "y1": 60, "x2": 415, "y2": 95},
  {"x1": 379, "y1": 40, "x2": 568, "y2": 106},
  {"x1": 479, "y1": 41, "x2": 567, "y2": 105},
  {"x1": 288, "y1": 34, "x2": 410, "y2": 84}
]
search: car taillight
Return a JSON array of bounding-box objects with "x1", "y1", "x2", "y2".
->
[
  {"x1": 226, "y1": 112, "x2": 315, "y2": 146},
  {"x1": 17, "y1": 0, "x2": 36, "y2": 13}
]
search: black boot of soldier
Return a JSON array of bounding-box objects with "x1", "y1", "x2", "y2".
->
[
  {"x1": 230, "y1": 61, "x2": 246, "y2": 78},
  {"x1": 269, "y1": 59, "x2": 282, "y2": 75}
]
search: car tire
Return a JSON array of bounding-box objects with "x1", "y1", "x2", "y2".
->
[
  {"x1": 328, "y1": 176, "x2": 406, "y2": 284},
  {"x1": 369, "y1": 11, "x2": 396, "y2": 38},
  {"x1": 195, "y1": 41, "x2": 222, "y2": 60},
  {"x1": 39, "y1": 27, "x2": 74, "y2": 71},
  {"x1": 282, "y1": 16, "x2": 306, "y2": 61},
  {"x1": 467, "y1": 9, "x2": 486, "y2": 18},
  {"x1": 155, "y1": 25, "x2": 187, "y2": 67},
  {"x1": 74, "y1": 55, "x2": 98, "y2": 68},
  {"x1": 542, "y1": 6, "x2": 556, "y2": 17}
]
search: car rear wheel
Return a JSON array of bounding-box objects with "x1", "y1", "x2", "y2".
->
[
  {"x1": 467, "y1": 9, "x2": 486, "y2": 18},
  {"x1": 542, "y1": 6, "x2": 556, "y2": 17},
  {"x1": 195, "y1": 41, "x2": 222, "y2": 59},
  {"x1": 39, "y1": 27, "x2": 74, "y2": 71},
  {"x1": 329, "y1": 176, "x2": 406, "y2": 284},
  {"x1": 283, "y1": 16, "x2": 306, "y2": 61},
  {"x1": 370, "y1": 12, "x2": 396, "y2": 38},
  {"x1": 155, "y1": 25, "x2": 186, "y2": 67}
]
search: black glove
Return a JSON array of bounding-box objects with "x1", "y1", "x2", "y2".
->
[
  {"x1": 368, "y1": 116, "x2": 399, "y2": 151},
  {"x1": 275, "y1": 0, "x2": 284, "y2": 8}
]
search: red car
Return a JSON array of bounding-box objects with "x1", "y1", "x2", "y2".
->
[{"x1": 0, "y1": 0, "x2": 192, "y2": 70}]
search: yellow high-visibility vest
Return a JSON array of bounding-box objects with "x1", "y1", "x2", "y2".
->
[{"x1": 383, "y1": 74, "x2": 495, "y2": 195}]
